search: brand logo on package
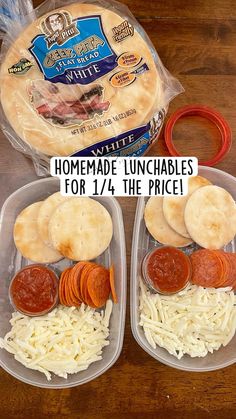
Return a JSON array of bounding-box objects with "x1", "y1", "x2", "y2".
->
[
  {"x1": 40, "y1": 11, "x2": 79, "y2": 48},
  {"x1": 112, "y1": 20, "x2": 134, "y2": 43},
  {"x1": 29, "y1": 13, "x2": 118, "y2": 85},
  {"x1": 8, "y1": 58, "x2": 33, "y2": 75}
]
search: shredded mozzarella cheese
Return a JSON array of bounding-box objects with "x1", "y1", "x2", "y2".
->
[
  {"x1": 0, "y1": 301, "x2": 113, "y2": 380},
  {"x1": 139, "y1": 281, "x2": 236, "y2": 359}
]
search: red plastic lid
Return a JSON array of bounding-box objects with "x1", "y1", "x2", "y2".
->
[{"x1": 164, "y1": 105, "x2": 232, "y2": 166}]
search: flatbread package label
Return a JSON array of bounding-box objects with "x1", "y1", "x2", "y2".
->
[{"x1": 0, "y1": 0, "x2": 183, "y2": 173}]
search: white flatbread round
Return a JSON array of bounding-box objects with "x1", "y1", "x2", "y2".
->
[
  {"x1": 49, "y1": 198, "x2": 113, "y2": 260},
  {"x1": 163, "y1": 176, "x2": 212, "y2": 238},
  {"x1": 37, "y1": 192, "x2": 72, "y2": 247},
  {"x1": 184, "y1": 185, "x2": 236, "y2": 249},
  {"x1": 144, "y1": 197, "x2": 193, "y2": 247},
  {"x1": 14, "y1": 202, "x2": 63, "y2": 263},
  {"x1": 1, "y1": 3, "x2": 165, "y2": 156}
]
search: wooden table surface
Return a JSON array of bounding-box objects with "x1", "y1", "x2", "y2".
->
[{"x1": 0, "y1": 0, "x2": 236, "y2": 418}]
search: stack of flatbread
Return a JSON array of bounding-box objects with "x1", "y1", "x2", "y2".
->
[
  {"x1": 1, "y1": 2, "x2": 167, "y2": 157},
  {"x1": 14, "y1": 193, "x2": 113, "y2": 263},
  {"x1": 144, "y1": 176, "x2": 236, "y2": 249}
]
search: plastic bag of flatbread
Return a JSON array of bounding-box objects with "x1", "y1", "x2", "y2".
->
[{"x1": 0, "y1": 0, "x2": 183, "y2": 175}]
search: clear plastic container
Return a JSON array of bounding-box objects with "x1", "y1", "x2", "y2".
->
[
  {"x1": 131, "y1": 166, "x2": 236, "y2": 372},
  {"x1": 0, "y1": 178, "x2": 127, "y2": 388}
]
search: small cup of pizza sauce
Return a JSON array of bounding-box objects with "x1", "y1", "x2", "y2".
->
[
  {"x1": 142, "y1": 246, "x2": 191, "y2": 295},
  {"x1": 9, "y1": 265, "x2": 59, "y2": 316}
]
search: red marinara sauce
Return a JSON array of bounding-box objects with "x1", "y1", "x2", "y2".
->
[
  {"x1": 9, "y1": 265, "x2": 58, "y2": 316},
  {"x1": 142, "y1": 246, "x2": 191, "y2": 294}
]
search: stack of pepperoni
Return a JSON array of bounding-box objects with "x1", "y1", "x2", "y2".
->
[
  {"x1": 190, "y1": 249, "x2": 236, "y2": 289},
  {"x1": 59, "y1": 262, "x2": 117, "y2": 308}
]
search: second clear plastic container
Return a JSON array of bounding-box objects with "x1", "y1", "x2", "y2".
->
[
  {"x1": 131, "y1": 166, "x2": 236, "y2": 372},
  {"x1": 0, "y1": 178, "x2": 127, "y2": 388}
]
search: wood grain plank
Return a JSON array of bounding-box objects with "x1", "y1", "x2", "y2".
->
[
  {"x1": 32, "y1": 0, "x2": 236, "y2": 19},
  {"x1": 141, "y1": 18, "x2": 236, "y2": 47},
  {"x1": 0, "y1": 357, "x2": 235, "y2": 418}
]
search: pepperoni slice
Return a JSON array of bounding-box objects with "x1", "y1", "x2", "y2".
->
[
  {"x1": 59, "y1": 268, "x2": 71, "y2": 306},
  {"x1": 64, "y1": 268, "x2": 74, "y2": 306},
  {"x1": 109, "y1": 264, "x2": 118, "y2": 304},
  {"x1": 87, "y1": 266, "x2": 110, "y2": 308},
  {"x1": 71, "y1": 262, "x2": 86, "y2": 303},
  {"x1": 223, "y1": 253, "x2": 236, "y2": 288},
  {"x1": 71, "y1": 272, "x2": 83, "y2": 303},
  {"x1": 190, "y1": 249, "x2": 223, "y2": 288},
  {"x1": 80, "y1": 263, "x2": 97, "y2": 302},
  {"x1": 83, "y1": 283, "x2": 97, "y2": 308},
  {"x1": 67, "y1": 268, "x2": 81, "y2": 307},
  {"x1": 212, "y1": 251, "x2": 230, "y2": 287}
]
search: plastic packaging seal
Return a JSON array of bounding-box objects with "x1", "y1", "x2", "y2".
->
[{"x1": 164, "y1": 105, "x2": 232, "y2": 166}]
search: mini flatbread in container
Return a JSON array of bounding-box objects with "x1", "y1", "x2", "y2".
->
[
  {"x1": 49, "y1": 197, "x2": 113, "y2": 260},
  {"x1": 184, "y1": 185, "x2": 236, "y2": 249},
  {"x1": 163, "y1": 176, "x2": 212, "y2": 238},
  {"x1": 0, "y1": 0, "x2": 183, "y2": 174},
  {"x1": 14, "y1": 201, "x2": 63, "y2": 263},
  {"x1": 144, "y1": 196, "x2": 193, "y2": 247}
]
